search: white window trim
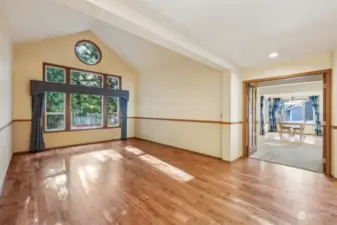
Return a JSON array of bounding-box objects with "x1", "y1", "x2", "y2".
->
[{"x1": 45, "y1": 66, "x2": 66, "y2": 132}]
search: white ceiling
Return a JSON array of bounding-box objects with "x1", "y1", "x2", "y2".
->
[
  {"x1": 0, "y1": 0, "x2": 94, "y2": 42},
  {"x1": 0, "y1": 0, "x2": 186, "y2": 72},
  {"x1": 1, "y1": 0, "x2": 337, "y2": 71},
  {"x1": 118, "y1": 0, "x2": 337, "y2": 68}
]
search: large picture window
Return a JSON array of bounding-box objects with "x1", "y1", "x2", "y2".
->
[
  {"x1": 282, "y1": 98, "x2": 314, "y2": 123},
  {"x1": 44, "y1": 63, "x2": 121, "y2": 132}
]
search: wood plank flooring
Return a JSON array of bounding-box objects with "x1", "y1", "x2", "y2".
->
[{"x1": 1, "y1": 139, "x2": 337, "y2": 224}]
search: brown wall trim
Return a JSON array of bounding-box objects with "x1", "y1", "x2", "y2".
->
[
  {"x1": 0, "y1": 121, "x2": 12, "y2": 133},
  {"x1": 132, "y1": 117, "x2": 242, "y2": 125},
  {"x1": 13, "y1": 119, "x2": 32, "y2": 123},
  {"x1": 13, "y1": 137, "x2": 135, "y2": 155},
  {"x1": 12, "y1": 117, "x2": 242, "y2": 125}
]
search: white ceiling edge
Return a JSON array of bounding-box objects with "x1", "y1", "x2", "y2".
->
[
  {"x1": 54, "y1": 0, "x2": 238, "y2": 73},
  {"x1": 264, "y1": 91, "x2": 322, "y2": 98},
  {"x1": 259, "y1": 80, "x2": 322, "y2": 89}
]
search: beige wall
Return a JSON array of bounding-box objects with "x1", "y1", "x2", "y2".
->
[
  {"x1": 135, "y1": 56, "x2": 225, "y2": 158},
  {"x1": 242, "y1": 52, "x2": 337, "y2": 176},
  {"x1": 135, "y1": 54, "x2": 243, "y2": 160},
  {"x1": 12, "y1": 31, "x2": 138, "y2": 153},
  {"x1": 0, "y1": 19, "x2": 12, "y2": 193}
]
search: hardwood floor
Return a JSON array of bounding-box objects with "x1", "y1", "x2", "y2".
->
[{"x1": 1, "y1": 139, "x2": 337, "y2": 225}]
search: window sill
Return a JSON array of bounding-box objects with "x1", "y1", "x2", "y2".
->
[{"x1": 44, "y1": 126, "x2": 121, "y2": 133}]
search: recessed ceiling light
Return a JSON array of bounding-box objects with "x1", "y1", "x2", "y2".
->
[{"x1": 269, "y1": 52, "x2": 279, "y2": 58}]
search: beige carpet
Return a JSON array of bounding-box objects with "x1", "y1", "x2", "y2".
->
[{"x1": 251, "y1": 133, "x2": 323, "y2": 172}]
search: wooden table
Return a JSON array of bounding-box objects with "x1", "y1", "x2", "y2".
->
[{"x1": 278, "y1": 121, "x2": 306, "y2": 139}]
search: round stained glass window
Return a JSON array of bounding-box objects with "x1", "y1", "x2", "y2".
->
[{"x1": 75, "y1": 40, "x2": 102, "y2": 65}]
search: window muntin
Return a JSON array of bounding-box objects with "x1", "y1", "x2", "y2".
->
[
  {"x1": 43, "y1": 63, "x2": 121, "y2": 132},
  {"x1": 45, "y1": 66, "x2": 66, "y2": 131}
]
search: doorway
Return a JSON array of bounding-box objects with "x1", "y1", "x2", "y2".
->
[{"x1": 242, "y1": 70, "x2": 332, "y2": 176}]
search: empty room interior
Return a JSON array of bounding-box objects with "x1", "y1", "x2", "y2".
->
[{"x1": 1, "y1": 0, "x2": 337, "y2": 224}]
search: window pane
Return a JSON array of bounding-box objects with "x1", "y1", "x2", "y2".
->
[
  {"x1": 107, "y1": 76, "x2": 120, "y2": 90},
  {"x1": 46, "y1": 114, "x2": 65, "y2": 131},
  {"x1": 107, "y1": 97, "x2": 119, "y2": 127},
  {"x1": 291, "y1": 106, "x2": 303, "y2": 121},
  {"x1": 71, "y1": 93, "x2": 103, "y2": 129},
  {"x1": 46, "y1": 92, "x2": 65, "y2": 113},
  {"x1": 285, "y1": 110, "x2": 291, "y2": 121},
  {"x1": 46, "y1": 66, "x2": 65, "y2": 83},
  {"x1": 305, "y1": 101, "x2": 314, "y2": 121},
  {"x1": 71, "y1": 70, "x2": 102, "y2": 87}
]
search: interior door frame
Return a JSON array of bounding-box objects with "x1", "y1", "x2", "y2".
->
[{"x1": 242, "y1": 69, "x2": 332, "y2": 176}]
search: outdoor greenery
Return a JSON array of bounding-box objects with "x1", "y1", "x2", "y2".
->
[
  {"x1": 75, "y1": 41, "x2": 101, "y2": 65},
  {"x1": 71, "y1": 71, "x2": 103, "y2": 118},
  {"x1": 108, "y1": 76, "x2": 120, "y2": 90},
  {"x1": 45, "y1": 66, "x2": 121, "y2": 130},
  {"x1": 46, "y1": 67, "x2": 66, "y2": 130}
]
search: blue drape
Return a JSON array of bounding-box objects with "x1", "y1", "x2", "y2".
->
[
  {"x1": 30, "y1": 93, "x2": 45, "y2": 152},
  {"x1": 260, "y1": 96, "x2": 265, "y2": 135},
  {"x1": 269, "y1": 98, "x2": 282, "y2": 132},
  {"x1": 120, "y1": 97, "x2": 129, "y2": 140},
  {"x1": 268, "y1": 98, "x2": 273, "y2": 131},
  {"x1": 309, "y1": 96, "x2": 322, "y2": 136}
]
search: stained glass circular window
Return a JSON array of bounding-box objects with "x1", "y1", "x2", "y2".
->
[{"x1": 75, "y1": 40, "x2": 102, "y2": 65}]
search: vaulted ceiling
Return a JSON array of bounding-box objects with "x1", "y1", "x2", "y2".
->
[{"x1": 1, "y1": 0, "x2": 337, "y2": 72}]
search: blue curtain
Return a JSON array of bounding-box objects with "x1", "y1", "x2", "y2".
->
[
  {"x1": 260, "y1": 96, "x2": 265, "y2": 135},
  {"x1": 120, "y1": 97, "x2": 129, "y2": 140},
  {"x1": 268, "y1": 98, "x2": 273, "y2": 131},
  {"x1": 309, "y1": 96, "x2": 322, "y2": 136},
  {"x1": 269, "y1": 98, "x2": 282, "y2": 132},
  {"x1": 30, "y1": 93, "x2": 45, "y2": 152}
]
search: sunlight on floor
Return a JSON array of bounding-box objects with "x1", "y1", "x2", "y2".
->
[
  {"x1": 90, "y1": 149, "x2": 124, "y2": 162},
  {"x1": 139, "y1": 154, "x2": 194, "y2": 182},
  {"x1": 124, "y1": 146, "x2": 144, "y2": 155},
  {"x1": 124, "y1": 145, "x2": 194, "y2": 182},
  {"x1": 43, "y1": 173, "x2": 68, "y2": 201}
]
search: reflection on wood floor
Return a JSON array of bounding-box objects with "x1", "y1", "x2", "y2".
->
[{"x1": 1, "y1": 139, "x2": 337, "y2": 224}]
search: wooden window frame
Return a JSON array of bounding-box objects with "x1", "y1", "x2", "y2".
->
[{"x1": 43, "y1": 62, "x2": 122, "y2": 133}]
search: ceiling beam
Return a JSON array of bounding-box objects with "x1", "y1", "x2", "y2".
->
[{"x1": 54, "y1": 0, "x2": 238, "y2": 72}]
